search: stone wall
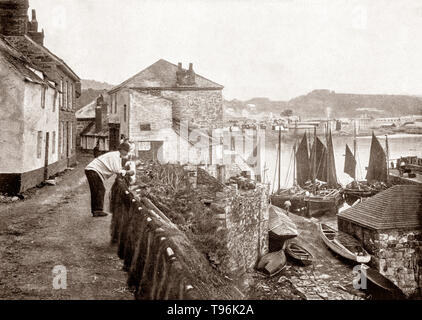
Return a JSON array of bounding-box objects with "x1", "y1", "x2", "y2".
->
[
  {"x1": 129, "y1": 91, "x2": 173, "y2": 134},
  {"x1": 161, "y1": 89, "x2": 223, "y2": 129},
  {"x1": 109, "y1": 177, "x2": 241, "y2": 300},
  {"x1": 338, "y1": 219, "x2": 422, "y2": 297},
  {"x1": 211, "y1": 184, "x2": 269, "y2": 276}
]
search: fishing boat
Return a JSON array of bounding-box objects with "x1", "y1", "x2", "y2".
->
[
  {"x1": 342, "y1": 128, "x2": 391, "y2": 205},
  {"x1": 285, "y1": 242, "x2": 313, "y2": 266},
  {"x1": 319, "y1": 223, "x2": 371, "y2": 263},
  {"x1": 360, "y1": 265, "x2": 407, "y2": 299},
  {"x1": 271, "y1": 127, "x2": 343, "y2": 217},
  {"x1": 256, "y1": 249, "x2": 287, "y2": 277}
]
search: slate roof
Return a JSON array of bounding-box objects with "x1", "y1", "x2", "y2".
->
[
  {"x1": 109, "y1": 59, "x2": 224, "y2": 93},
  {"x1": 5, "y1": 35, "x2": 80, "y2": 82},
  {"x1": 0, "y1": 35, "x2": 54, "y2": 88},
  {"x1": 76, "y1": 99, "x2": 97, "y2": 120},
  {"x1": 338, "y1": 185, "x2": 422, "y2": 230},
  {"x1": 80, "y1": 121, "x2": 108, "y2": 137}
]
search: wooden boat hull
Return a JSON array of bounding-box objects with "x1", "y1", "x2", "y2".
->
[
  {"x1": 268, "y1": 205, "x2": 298, "y2": 241},
  {"x1": 362, "y1": 265, "x2": 407, "y2": 299},
  {"x1": 285, "y1": 242, "x2": 313, "y2": 266},
  {"x1": 257, "y1": 250, "x2": 287, "y2": 277},
  {"x1": 319, "y1": 223, "x2": 371, "y2": 263},
  {"x1": 270, "y1": 193, "x2": 307, "y2": 214}
]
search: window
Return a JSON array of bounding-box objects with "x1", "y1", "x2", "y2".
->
[
  {"x1": 60, "y1": 79, "x2": 64, "y2": 109},
  {"x1": 41, "y1": 86, "x2": 46, "y2": 109},
  {"x1": 37, "y1": 131, "x2": 42, "y2": 158},
  {"x1": 64, "y1": 81, "x2": 68, "y2": 110},
  {"x1": 53, "y1": 89, "x2": 57, "y2": 112},
  {"x1": 124, "y1": 104, "x2": 127, "y2": 122},
  {"x1": 70, "y1": 83, "x2": 74, "y2": 110},
  {"x1": 52, "y1": 131, "x2": 56, "y2": 154},
  {"x1": 114, "y1": 94, "x2": 117, "y2": 113},
  {"x1": 140, "y1": 123, "x2": 151, "y2": 131}
]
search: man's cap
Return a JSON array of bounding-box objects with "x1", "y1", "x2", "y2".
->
[{"x1": 118, "y1": 142, "x2": 131, "y2": 152}]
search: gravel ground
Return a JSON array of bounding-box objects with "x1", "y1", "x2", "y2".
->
[{"x1": 0, "y1": 153, "x2": 133, "y2": 300}]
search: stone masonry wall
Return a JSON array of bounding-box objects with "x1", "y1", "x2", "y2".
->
[
  {"x1": 161, "y1": 90, "x2": 223, "y2": 129},
  {"x1": 338, "y1": 219, "x2": 422, "y2": 297},
  {"x1": 109, "y1": 177, "x2": 241, "y2": 300},
  {"x1": 129, "y1": 91, "x2": 173, "y2": 134},
  {"x1": 212, "y1": 184, "x2": 269, "y2": 276}
]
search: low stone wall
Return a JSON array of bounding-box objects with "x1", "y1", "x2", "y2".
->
[
  {"x1": 338, "y1": 219, "x2": 422, "y2": 297},
  {"x1": 110, "y1": 177, "x2": 240, "y2": 300}
]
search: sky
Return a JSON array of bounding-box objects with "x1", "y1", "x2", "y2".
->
[{"x1": 30, "y1": 0, "x2": 422, "y2": 101}]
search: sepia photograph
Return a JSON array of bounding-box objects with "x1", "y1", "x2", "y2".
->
[{"x1": 0, "y1": 0, "x2": 421, "y2": 311}]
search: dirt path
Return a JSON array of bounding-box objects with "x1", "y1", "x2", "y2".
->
[{"x1": 0, "y1": 154, "x2": 133, "y2": 300}]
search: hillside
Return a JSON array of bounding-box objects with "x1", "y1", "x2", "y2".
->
[
  {"x1": 77, "y1": 80, "x2": 115, "y2": 110},
  {"x1": 224, "y1": 90, "x2": 422, "y2": 120},
  {"x1": 81, "y1": 79, "x2": 115, "y2": 91}
]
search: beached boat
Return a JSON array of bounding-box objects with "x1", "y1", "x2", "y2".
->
[
  {"x1": 361, "y1": 265, "x2": 406, "y2": 299},
  {"x1": 256, "y1": 249, "x2": 287, "y2": 277},
  {"x1": 319, "y1": 223, "x2": 371, "y2": 263},
  {"x1": 285, "y1": 242, "x2": 313, "y2": 266}
]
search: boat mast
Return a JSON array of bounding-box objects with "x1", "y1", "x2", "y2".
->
[
  {"x1": 312, "y1": 126, "x2": 317, "y2": 183},
  {"x1": 353, "y1": 119, "x2": 357, "y2": 182},
  {"x1": 278, "y1": 127, "x2": 281, "y2": 192},
  {"x1": 293, "y1": 143, "x2": 296, "y2": 186},
  {"x1": 385, "y1": 135, "x2": 390, "y2": 182}
]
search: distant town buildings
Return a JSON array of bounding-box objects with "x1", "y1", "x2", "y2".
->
[{"x1": 0, "y1": 0, "x2": 81, "y2": 194}]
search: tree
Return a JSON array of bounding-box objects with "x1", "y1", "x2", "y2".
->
[{"x1": 281, "y1": 109, "x2": 293, "y2": 117}]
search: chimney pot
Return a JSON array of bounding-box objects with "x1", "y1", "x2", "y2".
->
[
  {"x1": 189, "y1": 63, "x2": 193, "y2": 71},
  {"x1": 31, "y1": 9, "x2": 37, "y2": 21},
  {"x1": 178, "y1": 62, "x2": 182, "y2": 70}
]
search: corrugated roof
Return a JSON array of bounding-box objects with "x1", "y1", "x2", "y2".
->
[
  {"x1": 338, "y1": 185, "x2": 422, "y2": 230},
  {"x1": 109, "y1": 59, "x2": 224, "y2": 93},
  {"x1": 76, "y1": 99, "x2": 96, "y2": 120}
]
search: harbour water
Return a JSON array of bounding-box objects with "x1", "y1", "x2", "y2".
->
[{"x1": 263, "y1": 133, "x2": 422, "y2": 192}]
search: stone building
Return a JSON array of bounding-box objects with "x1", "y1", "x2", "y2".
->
[
  {"x1": 337, "y1": 185, "x2": 422, "y2": 297},
  {"x1": 0, "y1": 0, "x2": 81, "y2": 193},
  {"x1": 106, "y1": 59, "x2": 224, "y2": 163}
]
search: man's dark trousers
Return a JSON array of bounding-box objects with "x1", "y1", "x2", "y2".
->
[{"x1": 85, "y1": 170, "x2": 105, "y2": 214}]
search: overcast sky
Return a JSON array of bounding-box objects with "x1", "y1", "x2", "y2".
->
[{"x1": 30, "y1": 0, "x2": 422, "y2": 100}]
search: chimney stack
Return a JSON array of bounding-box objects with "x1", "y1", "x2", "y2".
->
[
  {"x1": 29, "y1": 9, "x2": 38, "y2": 31},
  {"x1": 0, "y1": 0, "x2": 29, "y2": 36},
  {"x1": 176, "y1": 61, "x2": 196, "y2": 86},
  {"x1": 27, "y1": 8, "x2": 44, "y2": 45},
  {"x1": 95, "y1": 95, "x2": 108, "y2": 133}
]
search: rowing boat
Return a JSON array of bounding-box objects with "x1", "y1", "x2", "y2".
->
[
  {"x1": 319, "y1": 223, "x2": 371, "y2": 263},
  {"x1": 360, "y1": 265, "x2": 406, "y2": 299},
  {"x1": 256, "y1": 250, "x2": 287, "y2": 277},
  {"x1": 285, "y1": 242, "x2": 313, "y2": 266}
]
